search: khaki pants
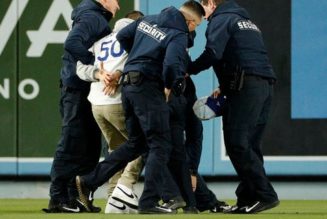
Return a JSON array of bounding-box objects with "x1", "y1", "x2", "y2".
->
[{"x1": 92, "y1": 104, "x2": 143, "y2": 197}]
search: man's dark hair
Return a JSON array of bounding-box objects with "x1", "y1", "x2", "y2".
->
[
  {"x1": 182, "y1": 0, "x2": 205, "y2": 17},
  {"x1": 125, "y1": 10, "x2": 144, "y2": 20}
]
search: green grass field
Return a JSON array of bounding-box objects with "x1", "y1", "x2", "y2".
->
[{"x1": 0, "y1": 199, "x2": 327, "y2": 219}]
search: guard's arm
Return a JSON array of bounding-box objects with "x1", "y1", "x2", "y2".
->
[
  {"x1": 188, "y1": 15, "x2": 232, "y2": 75},
  {"x1": 116, "y1": 20, "x2": 139, "y2": 53},
  {"x1": 163, "y1": 33, "x2": 188, "y2": 89},
  {"x1": 65, "y1": 16, "x2": 106, "y2": 63}
]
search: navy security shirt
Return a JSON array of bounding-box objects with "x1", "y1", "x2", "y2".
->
[
  {"x1": 60, "y1": 0, "x2": 112, "y2": 90},
  {"x1": 117, "y1": 7, "x2": 189, "y2": 89},
  {"x1": 189, "y1": 0, "x2": 276, "y2": 79}
]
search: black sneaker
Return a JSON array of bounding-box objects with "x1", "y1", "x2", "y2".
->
[
  {"x1": 183, "y1": 206, "x2": 199, "y2": 214},
  {"x1": 138, "y1": 205, "x2": 177, "y2": 214},
  {"x1": 75, "y1": 199, "x2": 101, "y2": 213},
  {"x1": 210, "y1": 200, "x2": 232, "y2": 213},
  {"x1": 42, "y1": 200, "x2": 62, "y2": 213},
  {"x1": 42, "y1": 200, "x2": 81, "y2": 213},
  {"x1": 161, "y1": 196, "x2": 186, "y2": 210},
  {"x1": 76, "y1": 175, "x2": 94, "y2": 212},
  {"x1": 224, "y1": 200, "x2": 280, "y2": 214},
  {"x1": 61, "y1": 202, "x2": 81, "y2": 213}
]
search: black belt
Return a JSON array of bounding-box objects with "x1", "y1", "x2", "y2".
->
[
  {"x1": 122, "y1": 71, "x2": 143, "y2": 85},
  {"x1": 122, "y1": 71, "x2": 161, "y2": 85}
]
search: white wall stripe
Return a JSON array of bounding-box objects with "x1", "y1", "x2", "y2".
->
[{"x1": 134, "y1": 0, "x2": 140, "y2": 10}]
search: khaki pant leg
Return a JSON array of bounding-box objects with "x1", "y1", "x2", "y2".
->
[
  {"x1": 96, "y1": 104, "x2": 128, "y2": 150},
  {"x1": 105, "y1": 104, "x2": 144, "y2": 190},
  {"x1": 92, "y1": 104, "x2": 127, "y2": 197},
  {"x1": 118, "y1": 156, "x2": 143, "y2": 189},
  {"x1": 92, "y1": 104, "x2": 143, "y2": 195}
]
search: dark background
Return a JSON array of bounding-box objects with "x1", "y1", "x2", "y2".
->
[{"x1": 236, "y1": 0, "x2": 327, "y2": 155}]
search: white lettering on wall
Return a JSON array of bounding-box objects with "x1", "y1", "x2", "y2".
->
[
  {"x1": 26, "y1": 0, "x2": 73, "y2": 57},
  {"x1": 0, "y1": 79, "x2": 10, "y2": 99},
  {"x1": 0, "y1": 0, "x2": 29, "y2": 56},
  {"x1": 18, "y1": 79, "x2": 40, "y2": 100},
  {"x1": 0, "y1": 78, "x2": 40, "y2": 100}
]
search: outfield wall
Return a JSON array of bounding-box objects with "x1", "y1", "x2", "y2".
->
[{"x1": 0, "y1": 0, "x2": 326, "y2": 176}]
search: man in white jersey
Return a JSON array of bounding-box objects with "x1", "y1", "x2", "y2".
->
[{"x1": 76, "y1": 17, "x2": 143, "y2": 214}]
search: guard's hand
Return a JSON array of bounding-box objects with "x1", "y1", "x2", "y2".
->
[
  {"x1": 164, "y1": 88, "x2": 171, "y2": 102},
  {"x1": 107, "y1": 70, "x2": 122, "y2": 83},
  {"x1": 191, "y1": 175, "x2": 197, "y2": 192},
  {"x1": 103, "y1": 83, "x2": 118, "y2": 96},
  {"x1": 212, "y1": 87, "x2": 221, "y2": 98}
]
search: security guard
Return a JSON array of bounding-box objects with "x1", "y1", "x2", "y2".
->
[
  {"x1": 75, "y1": 0, "x2": 205, "y2": 214},
  {"x1": 45, "y1": 0, "x2": 119, "y2": 213},
  {"x1": 188, "y1": 0, "x2": 279, "y2": 214}
]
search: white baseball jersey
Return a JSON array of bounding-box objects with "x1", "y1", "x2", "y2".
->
[{"x1": 84, "y1": 32, "x2": 127, "y2": 105}]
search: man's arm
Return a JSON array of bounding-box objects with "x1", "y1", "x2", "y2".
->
[
  {"x1": 65, "y1": 16, "x2": 106, "y2": 63},
  {"x1": 188, "y1": 16, "x2": 232, "y2": 75},
  {"x1": 76, "y1": 61, "x2": 99, "y2": 82},
  {"x1": 163, "y1": 33, "x2": 188, "y2": 89},
  {"x1": 188, "y1": 47, "x2": 217, "y2": 75},
  {"x1": 116, "y1": 20, "x2": 138, "y2": 53},
  {"x1": 76, "y1": 61, "x2": 121, "y2": 88}
]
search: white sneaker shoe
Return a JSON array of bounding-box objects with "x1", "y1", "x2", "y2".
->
[
  {"x1": 105, "y1": 197, "x2": 138, "y2": 214},
  {"x1": 111, "y1": 184, "x2": 139, "y2": 209}
]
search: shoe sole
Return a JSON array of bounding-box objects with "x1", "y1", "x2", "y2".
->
[
  {"x1": 76, "y1": 176, "x2": 91, "y2": 212},
  {"x1": 211, "y1": 205, "x2": 232, "y2": 213},
  {"x1": 138, "y1": 209, "x2": 177, "y2": 214}
]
